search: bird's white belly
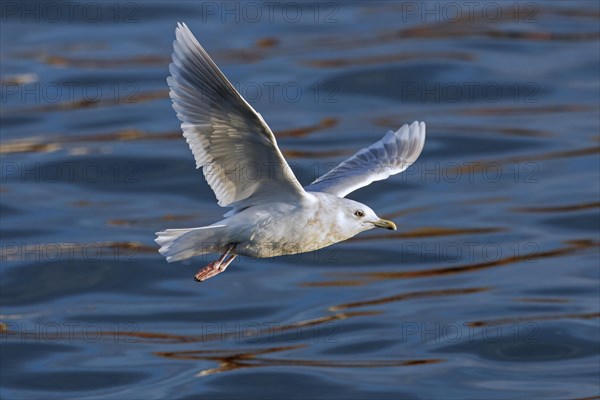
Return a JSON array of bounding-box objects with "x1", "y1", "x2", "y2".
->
[{"x1": 228, "y1": 202, "x2": 345, "y2": 258}]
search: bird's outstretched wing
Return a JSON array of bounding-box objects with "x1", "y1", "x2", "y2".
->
[
  {"x1": 168, "y1": 22, "x2": 305, "y2": 209},
  {"x1": 305, "y1": 121, "x2": 426, "y2": 198}
]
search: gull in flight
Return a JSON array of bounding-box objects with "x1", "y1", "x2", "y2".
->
[{"x1": 156, "y1": 23, "x2": 426, "y2": 282}]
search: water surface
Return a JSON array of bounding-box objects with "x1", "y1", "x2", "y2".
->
[{"x1": 1, "y1": 1, "x2": 599, "y2": 399}]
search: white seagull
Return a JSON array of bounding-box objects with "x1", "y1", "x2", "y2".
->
[{"x1": 156, "y1": 23, "x2": 426, "y2": 282}]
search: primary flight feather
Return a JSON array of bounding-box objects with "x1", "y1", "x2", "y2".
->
[{"x1": 156, "y1": 23, "x2": 426, "y2": 282}]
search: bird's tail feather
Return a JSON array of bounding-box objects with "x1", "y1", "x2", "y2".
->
[{"x1": 155, "y1": 225, "x2": 227, "y2": 262}]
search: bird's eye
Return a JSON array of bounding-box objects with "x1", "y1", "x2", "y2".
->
[{"x1": 354, "y1": 210, "x2": 364, "y2": 218}]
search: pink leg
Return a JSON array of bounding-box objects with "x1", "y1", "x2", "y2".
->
[{"x1": 194, "y1": 245, "x2": 237, "y2": 282}]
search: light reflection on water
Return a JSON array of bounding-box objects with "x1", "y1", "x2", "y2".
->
[{"x1": 1, "y1": 1, "x2": 599, "y2": 399}]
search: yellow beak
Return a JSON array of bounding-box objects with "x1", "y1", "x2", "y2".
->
[{"x1": 372, "y1": 219, "x2": 397, "y2": 231}]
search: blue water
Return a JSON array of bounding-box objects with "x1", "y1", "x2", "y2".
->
[{"x1": 1, "y1": 1, "x2": 599, "y2": 399}]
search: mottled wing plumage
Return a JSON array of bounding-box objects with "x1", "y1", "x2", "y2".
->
[
  {"x1": 306, "y1": 121, "x2": 426, "y2": 197},
  {"x1": 168, "y1": 22, "x2": 305, "y2": 208}
]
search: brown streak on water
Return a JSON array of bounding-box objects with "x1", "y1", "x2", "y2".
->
[
  {"x1": 512, "y1": 201, "x2": 600, "y2": 213},
  {"x1": 0, "y1": 119, "x2": 338, "y2": 155},
  {"x1": 154, "y1": 344, "x2": 443, "y2": 377},
  {"x1": 329, "y1": 287, "x2": 489, "y2": 311},
  {"x1": 354, "y1": 240, "x2": 598, "y2": 280},
  {"x1": 303, "y1": 52, "x2": 475, "y2": 68},
  {"x1": 349, "y1": 227, "x2": 504, "y2": 242},
  {"x1": 40, "y1": 54, "x2": 170, "y2": 68},
  {"x1": 450, "y1": 146, "x2": 600, "y2": 176},
  {"x1": 467, "y1": 312, "x2": 600, "y2": 327}
]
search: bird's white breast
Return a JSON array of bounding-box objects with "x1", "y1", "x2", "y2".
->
[{"x1": 225, "y1": 192, "x2": 356, "y2": 258}]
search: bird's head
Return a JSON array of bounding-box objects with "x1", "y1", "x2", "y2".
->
[{"x1": 336, "y1": 197, "x2": 397, "y2": 235}]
